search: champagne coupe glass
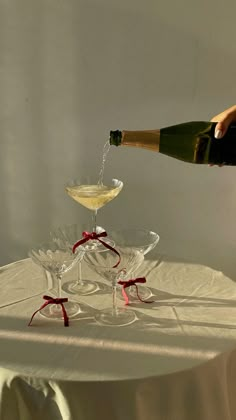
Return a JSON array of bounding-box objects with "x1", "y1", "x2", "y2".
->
[
  {"x1": 29, "y1": 239, "x2": 84, "y2": 319},
  {"x1": 51, "y1": 224, "x2": 106, "y2": 296},
  {"x1": 109, "y1": 229, "x2": 160, "y2": 300},
  {"x1": 83, "y1": 246, "x2": 144, "y2": 326},
  {"x1": 65, "y1": 176, "x2": 123, "y2": 241},
  {"x1": 65, "y1": 176, "x2": 123, "y2": 294}
]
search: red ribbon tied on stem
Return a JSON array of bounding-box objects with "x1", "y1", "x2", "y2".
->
[
  {"x1": 118, "y1": 277, "x2": 154, "y2": 305},
  {"x1": 28, "y1": 295, "x2": 69, "y2": 327},
  {"x1": 72, "y1": 230, "x2": 121, "y2": 268}
]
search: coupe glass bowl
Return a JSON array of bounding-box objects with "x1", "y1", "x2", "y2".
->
[
  {"x1": 51, "y1": 224, "x2": 114, "y2": 295},
  {"x1": 29, "y1": 239, "x2": 84, "y2": 319},
  {"x1": 108, "y1": 228, "x2": 160, "y2": 300},
  {"x1": 84, "y1": 246, "x2": 144, "y2": 326}
]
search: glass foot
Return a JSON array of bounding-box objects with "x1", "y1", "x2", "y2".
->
[
  {"x1": 95, "y1": 307, "x2": 136, "y2": 326},
  {"x1": 40, "y1": 301, "x2": 81, "y2": 319},
  {"x1": 62, "y1": 280, "x2": 99, "y2": 296}
]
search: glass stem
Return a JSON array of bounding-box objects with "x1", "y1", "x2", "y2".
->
[
  {"x1": 92, "y1": 209, "x2": 98, "y2": 233},
  {"x1": 112, "y1": 280, "x2": 118, "y2": 316},
  {"x1": 45, "y1": 269, "x2": 57, "y2": 295},
  {"x1": 77, "y1": 260, "x2": 83, "y2": 286},
  {"x1": 56, "y1": 273, "x2": 62, "y2": 298}
]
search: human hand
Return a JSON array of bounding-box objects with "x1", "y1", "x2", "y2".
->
[
  {"x1": 209, "y1": 105, "x2": 236, "y2": 166},
  {"x1": 211, "y1": 105, "x2": 236, "y2": 139}
]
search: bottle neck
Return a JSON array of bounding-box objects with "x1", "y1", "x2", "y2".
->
[{"x1": 120, "y1": 130, "x2": 160, "y2": 151}]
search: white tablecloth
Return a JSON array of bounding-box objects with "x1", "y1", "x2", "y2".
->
[{"x1": 0, "y1": 256, "x2": 236, "y2": 419}]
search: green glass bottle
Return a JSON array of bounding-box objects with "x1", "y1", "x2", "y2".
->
[{"x1": 110, "y1": 121, "x2": 236, "y2": 165}]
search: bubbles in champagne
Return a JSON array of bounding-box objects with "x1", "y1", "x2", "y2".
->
[{"x1": 98, "y1": 140, "x2": 111, "y2": 185}]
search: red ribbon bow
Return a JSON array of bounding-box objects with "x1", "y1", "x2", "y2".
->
[
  {"x1": 28, "y1": 295, "x2": 69, "y2": 327},
  {"x1": 72, "y1": 230, "x2": 120, "y2": 268},
  {"x1": 118, "y1": 277, "x2": 154, "y2": 305}
]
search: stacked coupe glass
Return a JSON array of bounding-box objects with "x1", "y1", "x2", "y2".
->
[{"x1": 29, "y1": 175, "x2": 159, "y2": 326}]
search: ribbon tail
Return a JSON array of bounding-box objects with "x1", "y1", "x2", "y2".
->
[
  {"x1": 28, "y1": 309, "x2": 40, "y2": 326},
  {"x1": 135, "y1": 284, "x2": 154, "y2": 304},
  {"x1": 121, "y1": 286, "x2": 130, "y2": 305},
  {"x1": 60, "y1": 303, "x2": 69, "y2": 327},
  {"x1": 72, "y1": 237, "x2": 88, "y2": 253},
  {"x1": 28, "y1": 301, "x2": 50, "y2": 326},
  {"x1": 98, "y1": 239, "x2": 121, "y2": 268}
]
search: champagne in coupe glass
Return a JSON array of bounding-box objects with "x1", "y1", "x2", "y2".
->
[
  {"x1": 65, "y1": 176, "x2": 123, "y2": 295},
  {"x1": 65, "y1": 176, "x2": 123, "y2": 247},
  {"x1": 66, "y1": 178, "x2": 123, "y2": 234}
]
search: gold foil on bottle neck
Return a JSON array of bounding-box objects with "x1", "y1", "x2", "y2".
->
[{"x1": 121, "y1": 130, "x2": 160, "y2": 151}]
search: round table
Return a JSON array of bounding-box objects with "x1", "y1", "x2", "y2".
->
[{"x1": 1, "y1": 256, "x2": 236, "y2": 419}]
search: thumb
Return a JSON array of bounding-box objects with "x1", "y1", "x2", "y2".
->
[
  {"x1": 212, "y1": 109, "x2": 236, "y2": 139},
  {"x1": 214, "y1": 120, "x2": 230, "y2": 139}
]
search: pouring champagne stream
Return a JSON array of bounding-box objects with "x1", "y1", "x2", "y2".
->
[{"x1": 62, "y1": 141, "x2": 123, "y2": 295}]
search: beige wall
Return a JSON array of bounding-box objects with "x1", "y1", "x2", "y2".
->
[{"x1": 1, "y1": 0, "x2": 236, "y2": 278}]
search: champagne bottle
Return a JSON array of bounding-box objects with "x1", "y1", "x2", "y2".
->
[{"x1": 109, "y1": 121, "x2": 236, "y2": 165}]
